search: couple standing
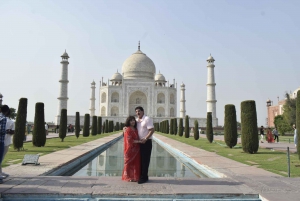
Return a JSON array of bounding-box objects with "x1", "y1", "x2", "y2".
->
[{"x1": 122, "y1": 106, "x2": 154, "y2": 184}]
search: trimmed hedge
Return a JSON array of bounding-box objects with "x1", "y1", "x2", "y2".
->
[
  {"x1": 296, "y1": 91, "x2": 300, "y2": 159},
  {"x1": 75, "y1": 112, "x2": 80, "y2": 138},
  {"x1": 33, "y1": 102, "x2": 46, "y2": 146},
  {"x1": 115, "y1": 122, "x2": 120, "y2": 131},
  {"x1": 83, "y1": 114, "x2": 90, "y2": 137},
  {"x1": 170, "y1": 119, "x2": 174, "y2": 134},
  {"x1": 91, "y1": 116, "x2": 97, "y2": 135},
  {"x1": 194, "y1": 120, "x2": 199, "y2": 140},
  {"x1": 184, "y1": 115, "x2": 189, "y2": 138},
  {"x1": 102, "y1": 122, "x2": 106, "y2": 133},
  {"x1": 206, "y1": 112, "x2": 213, "y2": 143},
  {"x1": 109, "y1": 120, "x2": 114, "y2": 132},
  {"x1": 178, "y1": 118, "x2": 183, "y2": 137},
  {"x1": 13, "y1": 98, "x2": 27, "y2": 151},
  {"x1": 224, "y1": 104, "x2": 237, "y2": 148},
  {"x1": 241, "y1": 100, "x2": 258, "y2": 154},
  {"x1": 58, "y1": 109, "x2": 67, "y2": 142},
  {"x1": 105, "y1": 119, "x2": 109, "y2": 133},
  {"x1": 97, "y1": 116, "x2": 102, "y2": 134},
  {"x1": 174, "y1": 118, "x2": 178, "y2": 135}
]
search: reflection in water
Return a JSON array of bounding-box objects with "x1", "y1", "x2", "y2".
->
[{"x1": 73, "y1": 139, "x2": 198, "y2": 178}]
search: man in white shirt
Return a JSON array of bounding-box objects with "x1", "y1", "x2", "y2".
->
[
  {"x1": 135, "y1": 106, "x2": 154, "y2": 184},
  {"x1": 45, "y1": 122, "x2": 48, "y2": 136}
]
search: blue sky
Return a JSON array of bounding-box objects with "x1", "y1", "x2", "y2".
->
[{"x1": 0, "y1": 0, "x2": 299, "y2": 126}]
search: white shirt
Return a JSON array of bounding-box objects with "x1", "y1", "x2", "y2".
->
[
  {"x1": 45, "y1": 124, "x2": 48, "y2": 130},
  {"x1": 5, "y1": 118, "x2": 15, "y2": 146},
  {"x1": 136, "y1": 115, "x2": 154, "y2": 140}
]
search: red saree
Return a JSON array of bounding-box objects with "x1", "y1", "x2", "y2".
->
[
  {"x1": 122, "y1": 127, "x2": 141, "y2": 181},
  {"x1": 267, "y1": 130, "x2": 275, "y2": 143}
]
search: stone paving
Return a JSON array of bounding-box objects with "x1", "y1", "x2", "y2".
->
[{"x1": 0, "y1": 132, "x2": 299, "y2": 200}]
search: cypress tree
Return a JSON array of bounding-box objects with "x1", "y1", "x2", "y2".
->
[
  {"x1": 32, "y1": 103, "x2": 46, "y2": 146},
  {"x1": 97, "y1": 116, "x2": 102, "y2": 134},
  {"x1": 166, "y1": 120, "x2": 169, "y2": 134},
  {"x1": 116, "y1": 122, "x2": 120, "y2": 131},
  {"x1": 184, "y1": 115, "x2": 190, "y2": 138},
  {"x1": 83, "y1": 114, "x2": 90, "y2": 137},
  {"x1": 174, "y1": 118, "x2": 178, "y2": 135},
  {"x1": 194, "y1": 120, "x2": 199, "y2": 140},
  {"x1": 109, "y1": 120, "x2": 114, "y2": 132},
  {"x1": 157, "y1": 122, "x2": 160, "y2": 132},
  {"x1": 105, "y1": 119, "x2": 109, "y2": 133},
  {"x1": 170, "y1": 119, "x2": 174, "y2": 134},
  {"x1": 241, "y1": 100, "x2": 258, "y2": 154},
  {"x1": 178, "y1": 118, "x2": 183, "y2": 137},
  {"x1": 91, "y1": 116, "x2": 97, "y2": 136},
  {"x1": 13, "y1": 98, "x2": 27, "y2": 151},
  {"x1": 206, "y1": 112, "x2": 213, "y2": 143},
  {"x1": 297, "y1": 91, "x2": 300, "y2": 159},
  {"x1": 58, "y1": 109, "x2": 67, "y2": 142},
  {"x1": 75, "y1": 112, "x2": 80, "y2": 138},
  {"x1": 102, "y1": 122, "x2": 106, "y2": 133},
  {"x1": 224, "y1": 104, "x2": 237, "y2": 148}
]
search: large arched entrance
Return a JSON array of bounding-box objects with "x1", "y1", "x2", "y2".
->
[{"x1": 129, "y1": 91, "x2": 147, "y2": 116}]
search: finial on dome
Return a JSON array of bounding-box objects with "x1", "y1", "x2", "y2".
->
[{"x1": 138, "y1": 41, "x2": 140, "y2": 51}]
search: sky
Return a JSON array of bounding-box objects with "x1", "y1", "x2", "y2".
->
[{"x1": 0, "y1": 0, "x2": 299, "y2": 126}]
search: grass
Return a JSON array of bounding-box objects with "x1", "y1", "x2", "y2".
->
[
  {"x1": 156, "y1": 132, "x2": 300, "y2": 177},
  {"x1": 3, "y1": 131, "x2": 121, "y2": 168}
]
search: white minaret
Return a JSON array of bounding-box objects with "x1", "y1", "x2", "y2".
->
[
  {"x1": 206, "y1": 54, "x2": 217, "y2": 120},
  {"x1": 89, "y1": 81, "x2": 96, "y2": 116},
  {"x1": 180, "y1": 83, "x2": 186, "y2": 118},
  {"x1": 57, "y1": 50, "x2": 70, "y2": 119}
]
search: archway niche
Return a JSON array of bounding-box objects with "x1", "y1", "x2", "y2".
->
[
  {"x1": 111, "y1": 92, "x2": 119, "y2": 103},
  {"x1": 111, "y1": 106, "x2": 119, "y2": 116},
  {"x1": 101, "y1": 106, "x2": 106, "y2": 116},
  {"x1": 101, "y1": 92, "x2": 106, "y2": 103},
  {"x1": 157, "y1": 107, "x2": 165, "y2": 117},
  {"x1": 129, "y1": 91, "x2": 147, "y2": 116},
  {"x1": 157, "y1": 93, "x2": 165, "y2": 104},
  {"x1": 170, "y1": 108, "x2": 175, "y2": 117},
  {"x1": 170, "y1": 94, "x2": 175, "y2": 104}
]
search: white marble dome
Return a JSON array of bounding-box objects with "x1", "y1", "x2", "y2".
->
[
  {"x1": 122, "y1": 47, "x2": 156, "y2": 80},
  {"x1": 110, "y1": 70, "x2": 123, "y2": 81},
  {"x1": 155, "y1": 72, "x2": 166, "y2": 82}
]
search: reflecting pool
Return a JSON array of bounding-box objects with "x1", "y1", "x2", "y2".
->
[{"x1": 72, "y1": 138, "x2": 199, "y2": 178}]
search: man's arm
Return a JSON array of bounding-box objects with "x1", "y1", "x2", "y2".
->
[{"x1": 140, "y1": 128, "x2": 154, "y2": 144}]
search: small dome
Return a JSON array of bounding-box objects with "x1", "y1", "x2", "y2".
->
[
  {"x1": 91, "y1": 80, "x2": 96, "y2": 85},
  {"x1": 181, "y1": 83, "x2": 185, "y2": 87},
  {"x1": 61, "y1": 50, "x2": 69, "y2": 58},
  {"x1": 155, "y1": 72, "x2": 166, "y2": 82},
  {"x1": 266, "y1": 98, "x2": 271, "y2": 102},
  {"x1": 110, "y1": 70, "x2": 123, "y2": 81},
  {"x1": 207, "y1": 54, "x2": 214, "y2": 61}
]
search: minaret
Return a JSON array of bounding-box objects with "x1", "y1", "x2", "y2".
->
[
  {"x1": 90, "y1": 81, "x2": 96, "y2": 116},
  {"x1": 180, "y1": 83, "x2": 186, "y2": 118},
  {"x1": 206, "y1": 54, "x2": 217, "y2": 120},
  {"x1": 57, "y1": 50, "x2": 70, "y2": 118}
]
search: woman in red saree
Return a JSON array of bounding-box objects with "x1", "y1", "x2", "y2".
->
[
  {"x1": 266, "y1": 128, "x2": 275, "y2": 143},
  {"x1": 122, "y1": 116, "x2": 141, "y2": 182}
]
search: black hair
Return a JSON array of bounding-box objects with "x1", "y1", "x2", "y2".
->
[
  {"x1": 125, "y1": 116, "x2": 137, "y2": 128},
  {"x1": 135, "y1": 106, "x2": 144, "y2": 112},
  {"x1": 6, "y1": 109, "x2": 11, "y2": 117},
  {"x1": 0, "y1": 105, "x2": 9, "y2": 113}
]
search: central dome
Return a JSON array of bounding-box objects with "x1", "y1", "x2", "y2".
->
[{"x1": 122, "y1": 43, "x2": 156, "y2": 80}]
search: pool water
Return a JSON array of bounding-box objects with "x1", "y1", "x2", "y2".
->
[{"x1": 72, "y1": 138, "x2": 199, "y2": 178}]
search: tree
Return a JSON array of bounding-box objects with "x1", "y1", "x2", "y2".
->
[
  {"x1": 224, "y1": 104, "x2": 237, "y2": 148},
  {"x1": 91, "y1": 116, "x2": 97, "y2": 136},
  {"x1": 206, "y1": 112, "x2": 213, "y2": 143},
  {"x1": 241, "y1": 100, "x2": 259, "y2": 154},
  {"x1": 109, "y1": 120, "x2": 114, "y2": 132},
  {"x1": 174, "y1": 118, "x2": 178, "y2": 135},
  {"x1": 297, "y1": 90, "x2": 300, "y2": 159},
  {"x1": 184, "y1": 115, "x2": 189, "y2": 138},
  {"x1": 194, "y1": 120, "x2": 199, "y2": 140},
  {"x1": 83, "y1": 114, "x2": 90, "y2": 137},
  {"x1": 178, "y1": 118, "x2": 183, "y2": 137},
  {"x1": 157, "y1": 122, "x2": 160, "y2": 132},
  {"x1": 13, "y1": 98, "x2": 27, "y2": 151},
  {"x1": 274, "y1": 115, "x2": 290, "y2": 135},
  {"x1": 105, "y1": 119, "x2": 109, "y2": 133},
  {"x1": 33, "y1": 103, "x2": 46, "y2": 146},
  {"x1": 75, "y1": 112, "x2": 80, "y2": 138},
  {"x1": 103, "y1": 122, "x2": 106, "y2": 133},
  {"x1": 115, "y1": 122, "x2": 120, "y2": 131},
  {"x1": 170, "y1": 119, "x2": 174, "y2": 134},
  {"x1": 58, "y1": 109, "x2": 67, "y2": 142},
  {"x1": 166, "y1": 120, "x2": 169, "y2": 134},
  {"x1": 9, "y1": 107, "x2": 17, "y2": 120},
  {"x1": 97, "y1": 116, "x2": 102, "y2": 134},
  {"x1": 283, "y1": 92, "x2": 296, "y2": 126}
]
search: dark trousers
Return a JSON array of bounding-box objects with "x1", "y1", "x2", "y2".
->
[
  {"x1": 140, "y1": 139, "x2": 152, "y2": 181},
  {"x1": 274, "y1": 135, "x2": 279, "y2": 142},
  {"x1": 0, "y1": 141, "x2": 4, "y2": 165}
]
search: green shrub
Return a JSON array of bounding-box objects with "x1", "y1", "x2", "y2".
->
[
  {"x1": 13, "y1": 98, "x2": 27, "y2": 151},
  {"x1": 184, "y1": 115, "x2": 189, "y2": 138},
  {"x1": 109, "y1": 120, "x2": 114, "y2": 132},
  {"x1": 224, "y1": 104, "x2": 237, "y2": 148},
  {"x1": 194, "y1": 120, "x2": 199, "y2": 140},
  {"x1": 241, "y1": 100, "x2": 258, "y2": 154},
  {"x1": 200, "y1": 130, "x2": 205, "y2": 134},
  {"x1": 115, "y1": 122, "x2": 120, "y2": 131},
  {"x1": 102, "y1": 122, "x2": 106, "y2": 133},
  {"x1": 166, "y1": 120, "x2": 169, "y2": 134},
  {"x1": 91, "y1": 116, "x2": 97, "y2": 136},
  {"x1": 32, "y1": 103, "x2": 46, "y2": 146},
  {"x1": 206, "y1": 112, "x2": 213, "y2": 143},
  {"x1": 58, "y1": 109, "x2": 67, "y2": 142},
  {"x1": 75, "y1": 112, "x2": 80, "y2": 138},
  {"x1": 97, "y1": 116, "x2": 102, "y2": 134},
  {"x1": 178, "y1": 118, "x2": 183, "y2": 137},
  {"x1": 170, "y1": 119, "x2": 174, "y2": 134},
  {"x1": 297, "y1": 91, "x2": 300, "y2": 159},
  {"x1": 83, "y1": 114, "x2": 90, "y2": 137},
  {"x1": 174, "y1": 118, "x2": 178, "y2": 135},
  {"x1": 105, "y1": 119, "x2": 109, "y2": 133}
]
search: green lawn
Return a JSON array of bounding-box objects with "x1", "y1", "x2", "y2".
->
[
  {"x1": 3, "y1": 131, "x2": 121, "y2": 168},
  {"x1": 156, "y1": 132, "x2": 300, "y2": 177}
]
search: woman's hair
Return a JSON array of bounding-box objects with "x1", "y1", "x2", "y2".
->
[{"x1": 125, "y1": 116, "x2": 137, "y2": 128}]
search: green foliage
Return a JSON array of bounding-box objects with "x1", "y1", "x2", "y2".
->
[
  {"x1": 32, "y1": 103, "x2": 46, "y2": 146},
  {"x1": 105, "y1": 119, "x2": 109, "y2": 133},
  {"x1": 241, "y1": 100, "x2": 258, "y2": 154},
  {"x1": 224, "y1": 104, "x2": 237, "y2": 148},
  {"x1": 97, "y1": 116, "x2": 102, "y2": 134},
  {"x1": 109, "y1": 120, "x2": 114, "y2": 132},
  {"x1": 174, "y1": 118, "x2": 178, "y2": 135},
  {"x1": 194, "y1": 120, "x2": 199, "y2": 140},
  {"x1": 206, "y1": 112, "x2": 213, "y2": 143},
  {"x1": 102, "y1": 122, "x2": 106, "y2": 133},
  {"x1": 170, "y1": 119, "x2": 174, "y2": 134},
  {"x1": 274, "y1": 115, "x2": 291, "y2": 135},
  {"x1": 75, "y1": 112, "x2": 80, "y2": 138},
  {"x1": 184, "y1": 115, "x2": 189, "y2": 138},
  {"x1": 83, "y1": 114, "x2": 90, "y2": 137},
  {"x1": 157, "y1": 122, "x2": 160, "y2": 132},
  {"x1": 178, "y1": 118, "x2": 183, "y2": 137},
  {"x1": 58, "y1": 109, "x2": 67, "y2": 142},
  {"x1": 166, "y1": 120, "x2": 169, "y2": 134},
  {"x1": 297, "y1": 91, "x2": 300, "y2": 159},
  {"x1": 91, "y1": 116, "x2": 97, "y2": 136},
  {"x1": 115, "y1": 122, "x2": 120, "y2": 131},
  {"x1": 9, "y1": 107, "x2": 17, "y2": 120},
  {"x1": 13, "y1": 98, "x2": 27, "y2": 151},
  {"x1": 283, "y1": 93, "x2": 296, "y2": 126}
]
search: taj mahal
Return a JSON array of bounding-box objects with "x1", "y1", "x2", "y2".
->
[{"x1": 54, "y1": 42, "x2": 218, "y2": 127}]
